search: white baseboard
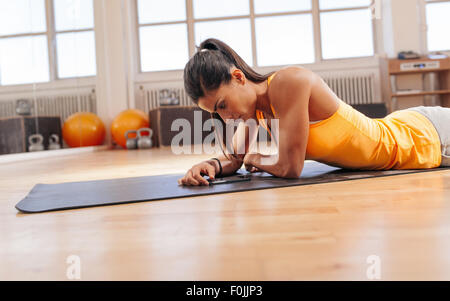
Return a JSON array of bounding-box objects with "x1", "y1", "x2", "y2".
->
[{"x1": 0, "y1": 145, "x2": 111, "y2": 164}]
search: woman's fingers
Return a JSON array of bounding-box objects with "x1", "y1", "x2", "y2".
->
[
  {"x1": 179, "y1": 172, "x2": 195, "y2": 186},
  {"x1": 179, "y1": 169, "x2": 208, "y2": 186},
  {"x1": 243, "y1": 166, "x2": 260, "y2": 173},
  {"x1": 185, "y1": 170, "x2": 200, "y2": 185},
  {"x1": 245, "y1": 163, "x2": 254, "y2": 172},
  {"x1": 192, "y1": 168, "x2": 209, "y2": 185},
  {"x1": 178, "y1": 176, "x2": 187, "y2": 186},
  {"x1": 202, "y1": 164, "x2": 216, "y2": 180},
  {"x1": 179, "y1": 162, "x2": 217, "y2": 186}
]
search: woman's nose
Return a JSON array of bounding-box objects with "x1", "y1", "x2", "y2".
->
[{"x1": 224, "y1": 115, "x2": 236, "y2": 123}]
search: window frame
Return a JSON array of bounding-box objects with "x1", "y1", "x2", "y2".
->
[
  {"x1": 0, "y1": 0, "x2": 96, "y2": 88},
  {"x1": 133, "y1": 0, "x2": 379, "y2": 76},
  {"x1": 420, "y1": 0, "x2": 450, "y2": 53}
]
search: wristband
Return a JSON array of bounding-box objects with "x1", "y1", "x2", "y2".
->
[{"x1": 210, "y1": 157, "x2": 222, "y2": 176}]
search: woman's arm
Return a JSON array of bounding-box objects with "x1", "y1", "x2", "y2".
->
[
  {"x1": 178, "y1": 116, "x2": 260, "y2": 185},
  {"x1": 208, "y1": 119, "x2": 260, "y2": 176},
  {"x1": 244, "y1": 67, "x2": 315, "y2": 178}
]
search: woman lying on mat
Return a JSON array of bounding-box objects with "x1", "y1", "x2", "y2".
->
[{"x1": 178, "y1": 38, "x2": 450, "y2": 186}]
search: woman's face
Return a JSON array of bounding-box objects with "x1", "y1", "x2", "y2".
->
[{"x1": 197, "y1": 68, "x2": 256, "y2": 122}]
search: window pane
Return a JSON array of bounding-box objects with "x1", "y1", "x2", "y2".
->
[
  {"x1": 193, "y1": 0, "x2": 249, "y2": 19},
  {"x1": 254, "y1": 0, "x2": 311, "y2": 14},
  {"x1": 195, "y1": 19, "x2": 252, "y2": 66},
  {"x1": 320, "y1": 9, "x2": 374, "y2": 59},
  {"x1": 56, "y1": 31, "x2": 96, "y2": 78},
  {"x1": 319, "y1": 0, "x2": 371, "y2": 10},
  {"x1": 54, "y1": 0, "x2": 94, "y2": 31},
  {"x1": 137, "y1": 0, "x2": 186, "y2": 24},
  {"x1": 139, "y1": 24, "x2": 188, "y2": 72},
  {"x1": 0, "y1": 36, "x2": 49, "y2": 85},
  {"x1": 426, "y1": 2, "x2": 450, "y2": 51},
  {"x1": 255, "y1": 15, "x2": 314, "y2": 66},
  {"x1": 0, "y1": 0, "x2": 46, "y2": 36}
]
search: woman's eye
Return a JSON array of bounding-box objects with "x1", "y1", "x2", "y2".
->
[{"x1": 219, "y1": 102, "x2": 226, "y2": 109}]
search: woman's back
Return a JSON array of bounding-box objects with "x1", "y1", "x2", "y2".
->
[{"x1": 257, "y1": 72, "x2": 442, "y2": 170}]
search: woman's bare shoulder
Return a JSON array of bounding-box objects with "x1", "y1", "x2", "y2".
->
[
  {"x1": 268, "y1": 66, "x2": 317, "y2": 100},
  {"x1": 269, "y1": 66, "x2": 317, "y2": 89},
  {"x1": 270, "y1": 67, "x2": 340, "y2": 120}
]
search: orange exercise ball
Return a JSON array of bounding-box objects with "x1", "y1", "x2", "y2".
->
[
  {"x1": 111, "y1": 109, "x2": 149, "y2": 148},
  {"x1": 62, "y1": 112, "x2": 106, "y2": 147}
]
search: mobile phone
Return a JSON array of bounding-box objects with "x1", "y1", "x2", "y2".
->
[{"x1": 207, "y1": 174, "x2": 251, "y2": 185}]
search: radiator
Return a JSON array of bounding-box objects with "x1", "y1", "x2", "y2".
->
[
  {"x1": 319, "y1": 71, "x2": 376, "y2": 105},
  {"x1": 0, "y1": 90, "x2": 97, "y2": 122},
  {"x1": 137, "y1": 71, "x2": 377, "y2": 111},
  {"x1": 138, "y1": 86, "x2": 194, "y2": 112}
]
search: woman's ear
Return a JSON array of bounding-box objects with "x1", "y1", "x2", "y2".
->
[{"x1": 231, "y1": 68, "x2": 245, "y2": 84}]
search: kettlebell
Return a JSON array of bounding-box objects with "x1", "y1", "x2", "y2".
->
[
  {"x1": 48, "y1": 134, "x2": 61, "y2": 150},
  {"x1": 28, "y1": 134, "x2": 44, "y2": 152},
  {"x1": 15, "y1": 99, "x2": 32, "y2": 116},
  {"x1": 137, "y1": 128, "x2": 153, "y2": 149},
  {"x1": 125, "y1": 130, "x2": 138, "y2": 150}
]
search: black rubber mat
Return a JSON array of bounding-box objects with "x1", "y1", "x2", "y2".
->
[{"x1": 15, "y1": 161, "x2": 450, "y2": 213}]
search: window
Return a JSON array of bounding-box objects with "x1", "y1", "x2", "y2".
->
[
  {"x1": 0, "y1": 0, "x2": 49, "y2": 85},
  {"x1": 195, "y1": 19, "x2": 253, "y2": 66},
  {"x1": 319, "y1": 0, "x2": 374, "y2": 60},
  {"x1": 424, "y1": 0, "x2": 450, "y2": 52},
  {"x1": 54, "y1": 0, "x2": 96, "y2": 78},
  {"x1": 254, "y1": 0, "x2": 314, "y2": 66},
  {"x1": 135, "y1": 0, "x2": 376, "y2": 72},
  {"x1": 137, "y1": 0, "x2": 188, "y2": 72},
  {"x1": 193, "y1": 0, "x2": 252, "y2": 67},
  {"x1": 0, "y1": 0, "x2": 96, "y2": 86}
]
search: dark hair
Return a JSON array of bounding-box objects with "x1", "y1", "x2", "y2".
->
[{"x1": 183, "y1": 38, "x2": 275, "y2": 161}]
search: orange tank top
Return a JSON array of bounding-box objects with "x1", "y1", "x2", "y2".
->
[{"x1": 256, "y1": 73, "x2": 442, "y2": 170}]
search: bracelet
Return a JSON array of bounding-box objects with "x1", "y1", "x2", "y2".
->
[{"x1": 210, "y1": 157, "x2": 223, "y2": 176}]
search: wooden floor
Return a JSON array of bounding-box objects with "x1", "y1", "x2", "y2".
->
[{"x1": 1, "y1": 146, "x2": 450, "y2": 280}]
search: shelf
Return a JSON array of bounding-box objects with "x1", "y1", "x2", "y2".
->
[
  {"x1": 388, "y1": 56, "x2": 450, "y2": 74},
  {"x1": 389, "y1": 68, "x2": 450, "y2": 75},
  {"x1": 380, "y1": 56, "x2": 450, "y2": 113},
  {"x1": 391, "y1": 89, "x2": 450, "y2": 98}
]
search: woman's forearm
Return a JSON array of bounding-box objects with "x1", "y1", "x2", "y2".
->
[
  {"x1": 249, "y1": 154, "x2": 285, "y2": 177},
  {"x1": 205, "y1": 155, "x2": 243, "y2": 177},
  {"x1": 245, "y1": 153, "x2": 304, "y2": 178}
]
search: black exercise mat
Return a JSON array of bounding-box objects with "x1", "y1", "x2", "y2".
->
[{"x1": 16, "y1": 161, "x2": 450, "y2": 213}]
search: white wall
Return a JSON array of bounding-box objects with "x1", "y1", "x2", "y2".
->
[
  {"x1": 391, "y1": 0, "x2": 423, "y2": 54},
  {"x1": 94, "y1": 0, "x2": 131, "y2": 145}
]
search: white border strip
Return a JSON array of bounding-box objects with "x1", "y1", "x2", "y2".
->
[{"x1": 0, "y1": 145, "x2": 111, "y2": 164}]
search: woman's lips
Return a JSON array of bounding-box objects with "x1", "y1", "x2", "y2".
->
[{"x1": 229, "y1": 115, "x2": 245, "y2": 121}]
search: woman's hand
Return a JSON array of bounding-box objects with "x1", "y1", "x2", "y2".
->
[
  {"x1": 247, "y1": 166, "x2": 261, "y2": 173},
  {"x1": 244, "y1": 153, "x2": 284, "y2": 175},
  {"x1": 243, "y1": 153, "x2": 261, "y2": 173},
  {"x1": 177, "y1": 161, "x2": 217, "y2": 186}
]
